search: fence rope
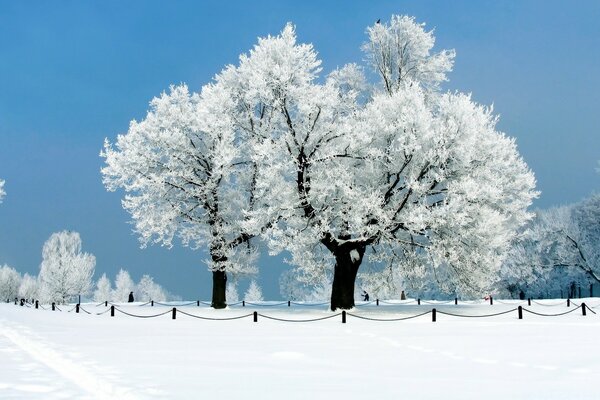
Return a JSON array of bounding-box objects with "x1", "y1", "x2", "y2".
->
[
  {"x1": 177, "y1": 310, "x2": 255, "y2": 321},
  {"x1": 437, "y1": 308, "x2": 519, "y2": 318},
  {"x1": 244, "y1": 302, "x2": 289, "y2": 307},
  {"x1": 54, "y1": 305, "x2": 63, "y2": 312},
  {"x1": 421, "y1": 300, "x2": 455, "y2": 305},
  {"x1": 96, "y1": 308, "x2": 112, "y2": 316},
  {"x1": 531, "y1": 300, "x2": 568, "y2": 307},
  {"x1": 378, "y1": 299, "x2": 418, "y2": 305},
  {"x1": 114, "y1": 308, "x2": 173, "y2": 318},
  {"x1": 522, "y1": 306, "x2": 583, "y2": 317},
  {"x1": 153, "y1": 301, "x2": 197, "y2": 307},
  {"x1": 78, "y1": 306, "x2": 92, "y2": 315},
  {"x1": 256, "y1": 312, "x2": 342, "y2": 323},
  {"x1": 346, "y1": 310, "x2": 432, "y2": 321},
  {"x1": 289, "y1": 301, "x2": 330, "y2": 307}
]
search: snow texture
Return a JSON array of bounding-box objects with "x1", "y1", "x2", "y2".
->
[{"x1": 1, "y1": 300, "x2": 599, "y2": 399}]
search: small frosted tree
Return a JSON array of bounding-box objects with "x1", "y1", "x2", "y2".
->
[
  {"x1": 113, "y1": 269, "x2": 135, "y2": 302},
  {"x1": 93, "y1": 273, "x2": 113, "y2": 302},
  {"x1": 0, "y1": 264, "x2": 21, "y2": 302},
  {"x1": 38, "y1": 231, "x2": 95, "y2": 304},
  {"x1": 135, "y1": 274, "x2": 167, "y2": 302},
  {"x1": 18, "y1": 273, "x2": 38, "y2": 301},
  {"x1": 225, "y1": 280, "x2": 239, "y2": 303},
  {"x1": 244, "y1": 279, "x2": 263, "y2": 302},
  {"x1": 0, "y1": 179, "x2": 5, "y2": 203}
]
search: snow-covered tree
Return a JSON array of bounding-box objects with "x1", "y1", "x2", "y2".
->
[
  {"x1": 225, "y1": 280, "x2": 239, "y2": 303},
  {"x1": 113, "y1": 269, "x2": 135, "y2": 302},
  {"x1": 0, "y1": 264, "x2": 21, "y2": 302},
  {"x1": 243, "y1": 279, "x2": 263, "y2": 302},
  {"x1": 135, "y1": 274, "x2": 167, "y2": 302},
  {"x1": 220, "y1": 18, "x2": 537, "y2": 309},
  {"x1": 38, "y1": 231, "x2": 95, "y2": 304},
  {"x1": 93, "y1": 273, "x2": 112, "y2": 302},
  {"x1": 503, "y1": 195, "x2": 600, "y2": 298},
  {"x1": 102, "y1": 83, "x2": 260, "y2": 308},
  {"x1": 18, "y1": 273, "x2": 38, "y2": 301},
  {"x1": 0, "y1": 179, "x2": 5, "y2": 203}
]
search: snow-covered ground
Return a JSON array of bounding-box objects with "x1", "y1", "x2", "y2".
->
[{"x1": 1, "y1": 299, "x2": 599, "y2": 399}]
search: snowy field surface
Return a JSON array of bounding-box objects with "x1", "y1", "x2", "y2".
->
[{"x1": 1, "y1": 299, "x2": 599, "y2": 399}]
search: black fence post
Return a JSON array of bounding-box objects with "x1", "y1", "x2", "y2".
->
[
  {"x1": 342, "y1": 311, "x2": 346, "y2": 324},
  {"x1": 253, "y1": 311, "x2": 258, "y2": 322},
  {"x1": 197, "y1": 300, "x2": 200, "y2": 306},
  {"x1": 518, "y1": 306, "x2": 523, "y2": 320},
  {"x1": 582, "y1": 303, "x2": 587, "y2": 316},
  {"x1": 432, "y1": 308, "x2": 437, "y2": 322},
  {"x1": 110, "y1": 305, "x2": 115, "y2": 317},
  {"x1": 76, "y1": 304, "x2": 80, "y2": 313},
  {"x1": 528, "y1": 298, "x2": 531, "y2": 306},
  {"x1": 151, "y1": 300, "x2": 154, "y2": 307},
  {"x1": 490, "y1": 296, "x2": 493, "y2": 305},
  {"x1": 20, "y1": 299, "x2": 24, "y2": 306},
  {"x1": 455, "y1": 297, "x2": 458, "y2": 305},
  {"x1": 418, "y1": 298, "x2": 421, "y2": 305},
  {"x1": 35, "y1": 300, "x2": 39, "y2": 309},
  {"x1": 288, "y1": 300, "x2": 291, "y2": 307},
  {"x1": 567, "y1": 298, "x2": 571, "y2": 307},
  {"x1": 376, "y1": 299, "x2": 379, "y2": 306},
  {"x1": 242, "y1": 301, "x2": 245, "y2": 307},
  {"x1": 52, "y1": 302, "x2": 56, "y2": 311},
  {"x1": 105, "y1": 301, "x2": 108, "y2": 307},
  {"x1": 172, "y1": 308, "x2": 176, "y2": 319}
]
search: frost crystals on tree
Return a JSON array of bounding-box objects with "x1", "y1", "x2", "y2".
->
[
  {"x1": 0, "y1": 264, "x2": 21, "y2": 302},
  {"x1": 93, "y1": 273, "x2": 112, "y2": 302},
  {"x1": 38, "y1": 231, "x2": 95, "y2": 304},
  {"x1": 102, "y1": 83, "x2": 259, "y2": 309},
  {"x1": 230, "y1": 17, "x2": 537, "y2": 310}
]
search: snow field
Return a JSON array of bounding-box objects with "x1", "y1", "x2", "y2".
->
[{"x1": 1, "y1": 300, "x2": 599, "y2": 399}]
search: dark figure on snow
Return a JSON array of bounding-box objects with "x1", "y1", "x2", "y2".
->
[
  {"x1": 128, "y1": 291, "x2": 134, "y2": 303},
  {"x1": 400, "y1": 290, "x2": 406, "y2": 300},
  {"x1": 519, "y1": 290, "x2": 525, "y2": 300},
  {"x1": 363, "y1": 291, "x2": 370, "y2": 301}
]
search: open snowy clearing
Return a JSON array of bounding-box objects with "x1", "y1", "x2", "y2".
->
[{"x1": 1, "y1": 299, "x2": 599, "y2": 399}]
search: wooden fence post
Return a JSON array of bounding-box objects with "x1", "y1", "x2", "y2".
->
[
  {"x1": 455, "y1": 297, "x2": 458, "y2": 305},
  {"x1": 110, "y1": 305, "x2": 115, "y2": 317},
  {"x1": 52, "y1": 302, "x2": 56, "y2": 311},
  {"x1": 518, "y1": 306, "x2": 523, "y2": 320},
  {"x1": 35, "y1": 300, "x2": 39, "y2": 309},
  {"x1": 172, "y1": 308, "x2": 176, "y2": 319},
  {"x1": 76, "y1": 304, "x2": 80, "y2": 313},
  {"x1": 342, "y1": 311, "x2": 346, "y2": 323},
  {"x1": 582, "y1": 303, "x2": 587, "y2": 316},
  {"x1": 418, "y1": 298, "x2": 421, "y2": 305},
  {"x1": 253, "y1": 311, "x2": 258, "y2": 322},
  {"x1": 567, "y1": 298, "x2": 571, "y2": 307},
  {"x1": 432, "y1": 308, "x2": 437, "y2": 322}
]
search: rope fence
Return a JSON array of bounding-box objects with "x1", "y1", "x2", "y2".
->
[{"x1": 15, "y1": 299, "x2": 597, "y2": 323}]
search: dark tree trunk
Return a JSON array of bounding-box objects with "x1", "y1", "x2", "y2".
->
[
  {"x1": 330, "y1": 246, "x2": 364, "y2": 311},
  {"x1": 211, "y1": 270, "x2": 227, "y2": 309}
]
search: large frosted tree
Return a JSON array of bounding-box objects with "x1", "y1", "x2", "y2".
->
[
  {"x1": 220, "y1": 17, "x2": 537, "y2": 309},
  {"x1": 102, "y1": 83, "x2": 260, "y2": 308},
  {"x1": 38, "y1": 231, "x2": 96, "y2": 304}
]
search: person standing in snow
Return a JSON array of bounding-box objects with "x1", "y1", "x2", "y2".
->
[{"x1": 128, "y1": 291, "x2": 134, "y2": 303}]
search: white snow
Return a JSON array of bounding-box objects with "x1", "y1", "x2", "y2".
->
[{"x1": 1, "y1": 299, "x2": 599, "y2": 399}]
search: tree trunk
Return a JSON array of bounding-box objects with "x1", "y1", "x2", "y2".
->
[
  {"x1": 211, "y1": 270, "x2": 227, "y2": 309},
  {"x1": 330, "y1": 247, "x2": 364, "y2": 311}
]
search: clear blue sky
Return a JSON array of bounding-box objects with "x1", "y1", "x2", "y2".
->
[{"x1": 1, "y1": 1, "x2": 599, "y2": 300}]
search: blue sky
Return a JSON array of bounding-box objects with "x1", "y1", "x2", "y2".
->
[{"x1": 1, "y1": 1, "x2": 599, "y2": 300}]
